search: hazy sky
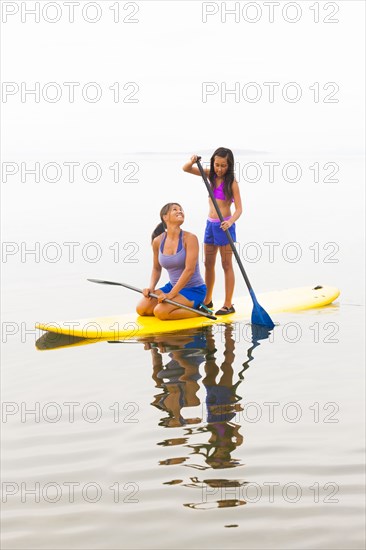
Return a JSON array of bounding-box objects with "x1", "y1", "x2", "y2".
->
[{"x1": 2, "y1": 0, "x2": 365, "y2": 156}]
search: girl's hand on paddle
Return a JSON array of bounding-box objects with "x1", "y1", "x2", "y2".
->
[
  {"x1": 142, "y1": 288, "x2": 152, "y2": 298},
  {"x1": 220, "y1": 219, "x2": 232, "y2": 231},
  {"x1": 190, "y1": 155, "x2": 198, "y2": 165}
]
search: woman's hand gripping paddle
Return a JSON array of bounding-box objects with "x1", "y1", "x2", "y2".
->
[{"x1": 87, "y1": 279, "x2": 217, "y2": 320}]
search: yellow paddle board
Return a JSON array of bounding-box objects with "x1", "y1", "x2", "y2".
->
[{"x1": 35, "y1": 285, "x2": 340, "y2": 340}]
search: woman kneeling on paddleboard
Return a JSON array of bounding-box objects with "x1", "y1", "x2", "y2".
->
[{"x1": 136, "y1": 203, "x2": 207, "y2": 320}]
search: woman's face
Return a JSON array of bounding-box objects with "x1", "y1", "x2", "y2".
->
[
  {"x1": 163, "y1": 204, "x2": 185, "y2": 224},
  {"x1": 213, "y1": 155, "x2": 229, "y2": 178}
]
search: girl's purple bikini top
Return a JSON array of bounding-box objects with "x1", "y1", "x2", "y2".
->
[{"x1": 212, "y1": 178, "x2": 234, "y2": 202}]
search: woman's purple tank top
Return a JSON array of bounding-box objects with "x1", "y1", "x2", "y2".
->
[{"x1": 158, "y1": 231, "x2": 204, "y2": 288}]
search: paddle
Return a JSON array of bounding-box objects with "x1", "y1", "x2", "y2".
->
[
  {"x1": 195, "y1": 157, "x2": 275, "y2": 329},
  {"x1": 87, "y1": 279, "x2": 217, "y2": 320}
]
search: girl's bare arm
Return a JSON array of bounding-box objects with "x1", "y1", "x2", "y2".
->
[{"x1": 183, "y1": 155, "x2": 209, "y2": 177}]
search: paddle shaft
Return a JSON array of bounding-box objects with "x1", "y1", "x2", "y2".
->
[
  {"x1": 87, "y1": 279, "x2": 217, "y2": 320},
  {"x1": 196, "y1": 157, "x2": 253, "y2": 292}
]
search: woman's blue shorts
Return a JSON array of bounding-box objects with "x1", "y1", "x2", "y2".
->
[
  {"x1": 159, "y1": 282, "x2": 206, "y2": 309},
  {"x1": 204, "y1": 219, "x2": 236, "y2": 246}
]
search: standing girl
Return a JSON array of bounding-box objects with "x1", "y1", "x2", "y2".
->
[{"x1": 183, "y1": 147, "x2": 242, "y2": 315}]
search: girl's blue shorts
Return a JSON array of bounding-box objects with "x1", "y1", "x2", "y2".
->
[
  {"x1": 159, "y1": 282, "x2": 206, "y2": 309},
  {"x1": 204, "y1": 219, "x2": 236, "y2": 246}
]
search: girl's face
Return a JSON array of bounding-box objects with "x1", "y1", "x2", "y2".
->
[{"x1": 213, "y1": 156, "x2": 229, "y2": 178}]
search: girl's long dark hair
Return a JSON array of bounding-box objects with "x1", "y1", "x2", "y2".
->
[
  {"x1": 151, "y1": 202, "x2": 182, "y2": 242},
  {"x1": 209, "y1": 147, "x2": 235, "y2": 200}
]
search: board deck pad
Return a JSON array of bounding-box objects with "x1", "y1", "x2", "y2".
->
[{"x1": 35, "y1": 285, "x2": 340, "y2": 340}]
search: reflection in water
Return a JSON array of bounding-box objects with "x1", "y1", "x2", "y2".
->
[
  {"x1": 183, "y1": 475, "x2": 248, "y2": 510},
  {"x1": 143, "y1": 323, "x2": 272, "y2": 510},
  {"x1": 148, "y1": 332, "x2": 206, "y2": 429},
  {"x1": 35, "y1": 331, "x2": 101, "y2": 350},
  {"x1": 36, "y1": 322, "x2": 272, "y2": 511}
]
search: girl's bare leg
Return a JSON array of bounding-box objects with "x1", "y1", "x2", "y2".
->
[
  {"x1": 204, "y1": 244, "x2": 218, "y2": 304},
  {"x1": 219, "y1": 244, "x2": 235, "y2": 307}
]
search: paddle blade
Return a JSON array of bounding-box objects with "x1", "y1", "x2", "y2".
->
[
  {"x1": 87, "y1": 278, "x2": 121, "y2": 286},
  {"x1": 250, "y1": 323, "x2": 273, "y2": 342},
  {"x1": 249, "y1": 289, "x2": 275, "y2": 329}
]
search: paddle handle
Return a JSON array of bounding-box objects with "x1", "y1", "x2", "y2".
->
[
  {"x1": 196, "y1": 157, "x2": 253, "y2": 292},
  {"x1": 87, "y1": 279, "x2": 217, "y2": 320}
]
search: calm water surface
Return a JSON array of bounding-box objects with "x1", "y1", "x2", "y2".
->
[{"x1": 2, "y1": 304, "x2": 365, "y2": 549}]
